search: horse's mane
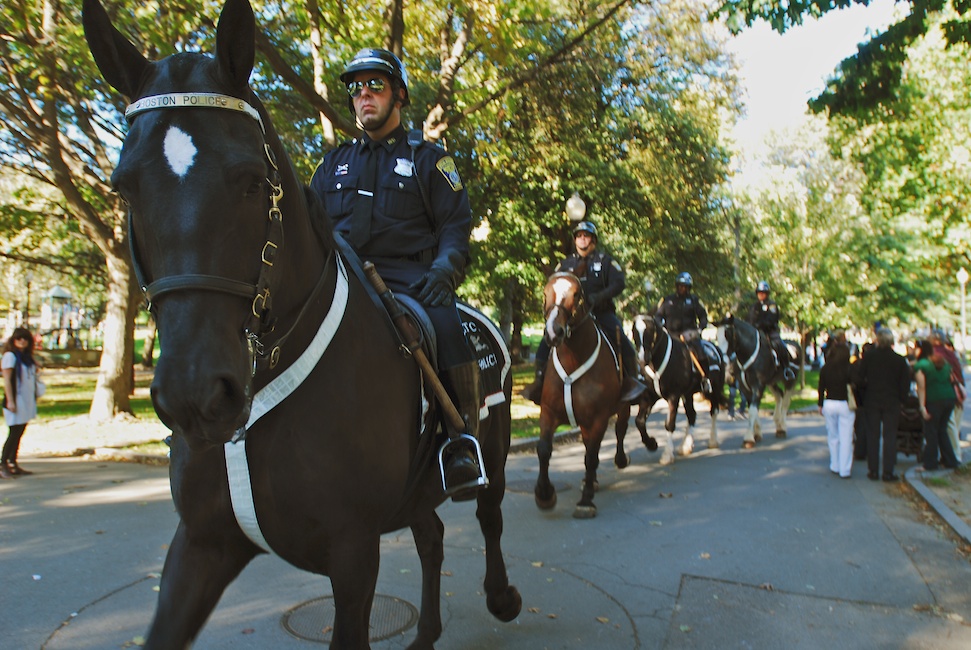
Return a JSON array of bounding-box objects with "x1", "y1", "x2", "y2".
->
[{"x1": 302, "y1": 184, "x2": 337, "y2": 251}]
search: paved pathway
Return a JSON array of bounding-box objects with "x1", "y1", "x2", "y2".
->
[{"x1": 2, "y1": 413, "x2": 971, "y2": 649}]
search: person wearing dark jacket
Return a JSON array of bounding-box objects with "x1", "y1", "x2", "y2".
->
[
  {"x1": 857, "y1": 327, "x2": 911, "y2": 481},
  {"x1": 310, "y1": 49, "x2": 482, "y2": 500},
  {"x1": 656, "y1": 272, "x2": 711, "y2": 392},
  {"x1": 818, "y1": 333, "x2": 855, "y2": 478},
  {"x1": 522, "y1": 220, "x2": 646, "y2": 405}
]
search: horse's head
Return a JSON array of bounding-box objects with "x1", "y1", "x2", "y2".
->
[
  {"x1": 713, "y1": 314, "x2": 737, "y2": 356},
  {"x1": 632, "y1": 314, "x2": 663, "y2": 358},
  {"x1": 542, "y1": 272, "x2": 589, "y2": 347},
  {"x1": 84, "y1": 0, "x2": 321, "y2": 446}
]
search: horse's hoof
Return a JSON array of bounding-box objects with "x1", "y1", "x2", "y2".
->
[
  {"x1": 775, "y1": 430, "x2": 787, "y2": 438},
  {"x1": 615, "y1": 454, "x2": 629, "y2": 470},
  {"x1": 660, "y1": 455, "x2": 674, "y2": 466},
  {"x1": 709, "y1": 441, "x2": 720, "y2": 450},
  {"x1": 742, "y1": 440, "x2": 755, "y2": 449},
  {"x1": 488, "y1": 585, "x2": 523, "y2": 623},
  {"x1": 645, "y1": 437, "x2": 659, "y2": 452},
  {"x1": 534, "y1": 488, "x2": 557, "y2": 510},
  {"x1": 754, "y1": 433, "x2": 762, "y2": 442},
  {"x1": 573, "y1": 504, "x2": 597, "y2": 519}
]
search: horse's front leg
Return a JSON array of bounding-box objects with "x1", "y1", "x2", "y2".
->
[
  {"x1": 660, "y1": 398, "x2": 679, "y2": 465},
  {"x1": 474, "y1": 428, "x2": 523, "y2": 623},
  {"x1": 408, "y1": 512, "x2": 445, "y2": 649},
  {"x1": 614, "y1": 402, "x2": 632, "y2": 469},
  {"x1": 574, "y1": 425, "x2": 606, "y2": 519},
  {"x1": 534, "y1": 417, "x2": 558, "y2": 510},
  {"x1": 635, "y1": 400, "x2": 659, "y2": 452},
  {"x1": 680, "y1": 395, "x2": 696, "y2": 456},
  {"x1": 145, "y1": 522, "x2": 256, "y2": 649},
  {"x1": 743, "y1": 389, "x2": 762, "y2": 448},
  {"x1": 329, "y1": 533, "x2": 381, "y2": 649}
]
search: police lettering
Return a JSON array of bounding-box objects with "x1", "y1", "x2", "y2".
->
[{"x1": 478, "y1": 353, "x2": 498, "y2": 370}]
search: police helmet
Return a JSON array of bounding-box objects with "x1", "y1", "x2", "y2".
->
[
  {"x1": 340, "y1": 48, "x2": 410, "y2": 108},
  {"x1": 676, "y1": 272, "x2": 693, "y2": 287},
  {"x1": 756, "y1": 280, "x2": 770, "y2": 293},
  {"x1": 574, "y1": 221, "x2": 598, "y2": 239}
]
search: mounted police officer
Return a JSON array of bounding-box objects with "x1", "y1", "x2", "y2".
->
[
  {"x1": 655, "y1": 272, "x2": 712, "y2": 393},
  {"x1": 310, "y1": 48, "x2": 484, "y2": 500},
  {"x1": 746, "y1": 280, "x2": 796, "y2": 381},
  {"x1": 522, "y1": 221, "x2": 646, "y2": 405}
]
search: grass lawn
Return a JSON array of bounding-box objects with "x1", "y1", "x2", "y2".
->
[{"x1": 35, "y1": 360, "x2": 820, "y2": 447}]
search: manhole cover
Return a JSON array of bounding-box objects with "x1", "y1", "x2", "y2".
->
[
  {"x1": 282, "y1": 594, "x2": 419, "y2": 643},
  {"x1": 505, "y1": 478, "x2": 572, "y2": 494}
]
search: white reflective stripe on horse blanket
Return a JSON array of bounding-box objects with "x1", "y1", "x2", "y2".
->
[
  {"x1": 456, "y1": 302, "x2": 511, "y2": 420},
  {"x1": 552, "y1": 330, "x2": 603, "y2": 428},
  {"x1": 225, "y1": 254, "x2": 350, "y2": 554}
]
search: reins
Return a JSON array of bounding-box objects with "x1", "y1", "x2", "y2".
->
[{"x1": 124, "y1": 91, "x2": 324, "y2": 372}]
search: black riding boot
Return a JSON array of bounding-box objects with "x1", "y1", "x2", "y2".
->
[
  {"x1": 522, "y1": 362, "x2": 546, "y2": 406},
  {"x1": 620, "y1": 347, "x2": 647, "y2": 403},
  {"x1": 440, "y1": 362, "x2": 487, "y2": 502}
]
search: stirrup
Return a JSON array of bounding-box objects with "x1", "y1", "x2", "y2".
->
[
  {"x1": 784, "y1": 367, "x2": 795, "y2": 381},
  {"x1": 438, "y1": 434, "x2": 489, "y2": 496},
  {"x1": 701, "y1": 377, "x2": 712, "y2": 394}
]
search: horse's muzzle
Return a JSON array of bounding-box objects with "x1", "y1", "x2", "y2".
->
[{"x1": 151, "y1": 361, "x2": 252, "y2": 447}]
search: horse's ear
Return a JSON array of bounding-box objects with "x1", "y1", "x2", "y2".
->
[
  {"x1": 215, "y1": 0, "x2": 256, "y2": 91},
  {"x1": 82, "y1": 0, "x2": 150, "y2": 98}
]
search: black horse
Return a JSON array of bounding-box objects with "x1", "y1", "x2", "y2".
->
[
  {"x1": 82, "y1": 0, "x2": 521, "y2": 647},
  {"x1": 715, "y1": 315, "x2": 797, "y2": 448},
  {"x1": 625, "y1": 314, "x2": 726, "y2": 465}
]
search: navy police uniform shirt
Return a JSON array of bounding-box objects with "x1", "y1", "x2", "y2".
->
[
  {"x1": 748, "y1": 298, "x2": 781, "y2": 335},
  {"x1": 310, "y1": 125, "x2": 471, "y2": 266},
  {"x1": 656, "y1": 292, "x2": 709, "y2": 336},
  {"x1": 555, "y1": 250, "x2": 625, "y2": 317}
]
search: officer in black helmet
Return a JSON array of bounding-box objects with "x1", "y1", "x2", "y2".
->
[
  {"x1": 310, "y1": 49, "x2": 484, "y2": 501},
  {"x1": 522, "y1": 220, "x2": 646, "y2": 405},
  {"x1": 655, "y1": 272, "x2": 712, "y2": 393},
  {"x1": 747, "y1": 280, "x2": 796, "y2": 381}
]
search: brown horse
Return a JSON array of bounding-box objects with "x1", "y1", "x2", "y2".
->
[
  {"x1": 533, "y1": 272, "x2": 631, "y2": 518},
  {"x1": 82, "y1": 0, "x2": 520, "y2": 647}
]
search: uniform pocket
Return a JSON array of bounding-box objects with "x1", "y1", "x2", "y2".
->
[
  {"x1": 319, "y1": 174, "x2": 361, "y2": 220},
  {"x1": 377, "y1": 175, "x2": 425, "y2": 222}
]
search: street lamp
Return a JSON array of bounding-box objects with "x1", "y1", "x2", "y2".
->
[
  {"x1": 958, "y1": 267, "x2": 969, "y2": 361},
  {"x1": 565, "y1": 193, "x2": 586, "y2": 223}
]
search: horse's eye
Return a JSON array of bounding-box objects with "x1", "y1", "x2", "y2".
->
[{"x1": 244, "y1": 178, "x2": 263, "y2": 197}]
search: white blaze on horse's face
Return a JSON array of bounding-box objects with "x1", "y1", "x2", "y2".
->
[
  {"x1": 163, "y1": 126, "x2": 197, "y2": 178},
  {"x1": 546, "y1": 277, "x2": 576, "y2": 341}
]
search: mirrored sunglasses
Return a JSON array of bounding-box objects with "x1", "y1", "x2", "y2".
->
[{"x1": 346, "y1": 78, "x2": 387, "y2": 98}]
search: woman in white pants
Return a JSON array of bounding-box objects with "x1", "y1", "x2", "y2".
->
[{"x1": 818, "y1": 336, "x2": 856, "y2": 478}]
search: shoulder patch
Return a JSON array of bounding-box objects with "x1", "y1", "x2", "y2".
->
[
  {"x1": 436, "y1": 156, "x2": 463, "y2": 191},
  {"x1": 611, "y1": 259, "x2": 622, "y2": 272}
]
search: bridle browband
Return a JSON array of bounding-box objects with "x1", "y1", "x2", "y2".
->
[{"x1": 124, "y1": 91, "x2": 317, "y2": 372}]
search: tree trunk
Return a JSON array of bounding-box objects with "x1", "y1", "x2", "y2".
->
[
  {"x1": 89, "y1": 250, "x2": 137, "y2": 421},
  {"x1": 141, "y1": 314, "x2": 157, "y2": 368}
]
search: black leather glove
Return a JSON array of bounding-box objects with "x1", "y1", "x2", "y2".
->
[
  {"x1": 586, "y1": 291, "x2": 603, "y2": 311},
  {"x1": 409, "y1": 249, "x2": 465, "y2": 307}
]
